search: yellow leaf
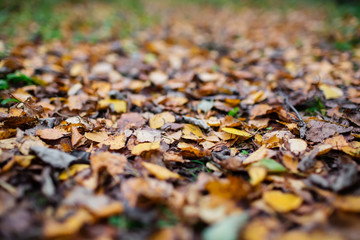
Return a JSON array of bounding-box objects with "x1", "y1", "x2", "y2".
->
[
  {"x1": 243, "y1": 146, "x2": 275, "y2": 165},
  {"x1": 13, "y1": 155, "x2": 35, "y2": 168},
  {"x1": 221, "y1": 127, "x2": 252, "y2": 139},
  {"x1": 149, "y1": 112, "x2": 175, "y2": 129},
  {"x1": 182, "y1": 124, "x2": 204, "y2": 140},
  {"x1": 319, "y1": 84, "x2": 343, "y2": 100},
  {"x1": 278, "y1": 230, "x2": 343, "y2": 240},
  {"x1": 142, "y1": 161, "x2": 182, "y2": 180},
  {"x1": 333, "y1": 195, "x2": 360, "y2": 212},
  {"x1": 59, "y1": 164, "x2": 90, "y2": 180},
  {"x1": 44, "y1": 209, "x2": 94, "y2": 238},
  {"x1": 98, "y1": 99, "x2": 127, "y2": 113},
  {"x1": 84, "y1": 132, "x2": 109, "y2": 142},
  {"x1": 263, "y1": 190, "x2": 302, "y2": 212},
  {"x1": 249, "y1": 166, "x2": 267, "y2": 186},
  {"x1": 342, "y1": 141, "x2": 360, "y2": 158},
  {"x1": 131, "y1": 141, "x2": 161, "y2": 155},
  {"x1": 0, "y1": 129, "x2": 17, "y2": 140}
]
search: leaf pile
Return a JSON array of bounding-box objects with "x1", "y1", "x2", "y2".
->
[{"x1": 1, "y1": 5, "x2": 360, "y2": 240}]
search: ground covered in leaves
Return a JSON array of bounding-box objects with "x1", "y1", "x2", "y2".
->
[{"x1": 2, "y1": 3, "x2": 360, "y2": 240}]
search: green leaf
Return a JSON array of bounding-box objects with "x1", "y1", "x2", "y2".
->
[
  {"x1": 241, "y1": 150, "x2": 249, "y2": 155},
  {"x1": 0, "y1": 79, "x2": 9, "y2": 90},
  {"x1": 254, "y1": 158, "x2": 287, "y2": 173},
  {"x1": 1, "y1": 98, "x2": 20, "y2": 105},
  {"x1": 203, "y1": 212, "x2": 248, "y2": 240},
  {"x1": 228, "y1": 107, "x2": 239, "y2": 117},
  {"x1": 266, "y1": 127, "x2": 273, "y2": 130}
]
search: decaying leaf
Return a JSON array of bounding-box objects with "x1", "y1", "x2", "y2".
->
[{"x1": 30, "y1": 146, "x2": 77, "y2": 168}]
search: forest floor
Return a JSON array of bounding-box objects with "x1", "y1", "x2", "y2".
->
[{"x1": 1, "y1": 1, "x2": 360, "y2": 239}]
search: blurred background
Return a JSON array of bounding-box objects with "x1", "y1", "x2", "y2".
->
[{"x1": 0, "y1": 0, "x2": 359, "y2": 48}]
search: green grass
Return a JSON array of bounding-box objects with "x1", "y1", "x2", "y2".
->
[{"x1": 1, "y1": 0, "x2": 360, "y2": 50}]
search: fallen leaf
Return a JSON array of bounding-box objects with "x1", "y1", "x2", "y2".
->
[
  {"x1": 253, "y1": 158, "x2": 287, "y2": 173},
  {"x1": 44, "y1": 208, "x2": 94, "y2": 238},
  {"x1": 182, "y1": 124, "x2": 204, "y2": 140},
  {"x1": 90, "y1": 152, "x2": 127, "y2": 178},
  {"x1": 84, "y1": 132, "x2": 109, "y2": 142},
  {"x1": 249, "y1": 166, "x2": 267, "y2": 186},
  {"x1": 243, "y1": 146, "x2": 276, "y2": 165},
  {"x1": 131, "y1": 141, "x2": 161, "y2": 155},
  {"x1": 142, "y1": 161, "x2": 182, "y2": 180},
  {"x1": 263, "y1": 190, "x2": 302, "y2": 212},
  {"x1": 206, "y1": 176, "x2": 251, "y2": 200},
  {"x1": 59, "y1": 164, "x2": 90, "y2": 180},
  {"x1": 288, "y1": 138, "x2": 307, "y2": 155},
  {"x1": 221, "y1": 127, "x2": 252, "y2": 139},
  {"x1": 306, "y1": 120, "x2": 352, "y2": 143},
  {"x1": 36, "y1": 128, "x2": 68, "y2": 140},
  {"x1": 103, "y1": 133, "x2": 126, "y2": 150},
  {"x1": 30, "y1": 146, "x2": 77, "y2": 168},
  {"x1": 98, "y1": 99, "x2": 127, "y2": 113},
  {"x1": 202, "y1": 212, "x2": 248, "y2": 240},
  {"x1": 319, "y1": 84, "x2": 344, "y2": 99},
  {"x1": 149, "y1": 112, "x2": 176, "y2": 129}
]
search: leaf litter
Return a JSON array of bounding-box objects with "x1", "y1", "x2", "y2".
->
[{"x1": 1, "y1": 2, "x2": 360, "y2": 240}]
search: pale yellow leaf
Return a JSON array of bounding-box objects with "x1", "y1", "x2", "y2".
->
[
  {"x1": 84, "y1": 132, "x2": 109, "y2": 142},
  {"x1": 319, "y1": 84, "x2": 343, "y2": 100}
]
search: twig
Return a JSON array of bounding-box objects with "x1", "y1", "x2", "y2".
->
[{"x1": 279, "y1": 91, "x2": 307, "y2": 139}]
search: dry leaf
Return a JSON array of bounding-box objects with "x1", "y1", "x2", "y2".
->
[
  {"x1": 243, "y1": 146, "x2": 276, "y2": 165},
  {"x1": 131, "y1": 141, "x2": 161, "y2": 155},
  {"x1": 84, "y1": 132, "x2": 109, "y2": 142},
  {"x1": 103, "y1": 133, "x2": 126, "y2": 150},
  {"x1": 142, "y1": 161, "x2": 182, "y2": 180},
  {"x1": 98, "y1": 99, "x2": 127, "y2": 113},
  {"x1": 263, "y1": 190, "x2": 302, "y2": 212},
  {"x1": 36, "y1": 128, "x2": 68, "y2": 140},
  {"x1": 182, "y1": 124, "x2": 204, "y2": 140},
  {"x1": 288, "y1": 138, "x2": 307, "y2": 155},
  {"x1": 221, "y1": 127, "x2": 252, "y2": 139},
  {"x1": 149, "y1": 112, "x2": 176, "y2": 129},
  {"x1": 249, "y1": 166, "x2": 267, "y2": 186}
]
